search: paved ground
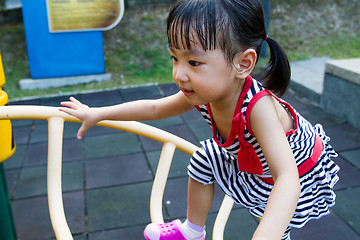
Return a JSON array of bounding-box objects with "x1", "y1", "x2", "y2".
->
[
  {"x1": 3, "y1": 75, "x2": 360, "y2": 240},
  {"x1": 2, "y1": 1, "x2": 359, "y2": 238}
]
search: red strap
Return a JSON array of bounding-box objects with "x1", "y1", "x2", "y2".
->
[
  {"x1": 195, "y1": 76, "x2": 264, "y2": 175},
  {"x1": 245, "y1": 89, "x2": 271, "y2": 137},
  {"x1": 268, "y1": 91, "x2": 299, "y2": 137},
  {"x1": 207, "y1": 76, "x2": 253, "y2": 148},
  {"x1": 245, "y1": 90, "x2": 299, "y2": 137}
]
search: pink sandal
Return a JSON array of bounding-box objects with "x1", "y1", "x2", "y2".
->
[{"x1": 143, "y1": 219, "x2": 206, "y2": 240}]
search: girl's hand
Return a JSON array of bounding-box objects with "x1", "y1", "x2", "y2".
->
[{"x1": 59, "y1": 97, "x2": 99, "y2": 140}]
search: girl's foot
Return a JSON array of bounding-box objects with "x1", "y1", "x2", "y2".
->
[{"x1": 143, "y1": 219, "x2": 206, "y2": 240}]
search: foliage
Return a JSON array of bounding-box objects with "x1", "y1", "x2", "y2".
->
[
  {"x1": 0, "y1": 0, "x2": 5, "y2": 12},
  {"x1": 0, "y1": 1, "x2": 359, "y2": 100}
]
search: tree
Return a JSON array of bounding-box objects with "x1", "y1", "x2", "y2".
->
[{"x1": 0, "y1": 0, "x2": 5, "y2": 12}]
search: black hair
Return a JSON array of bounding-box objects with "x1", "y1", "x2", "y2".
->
[{"x1": 167, "y1": 0, "x2": 291, "y2": 96}]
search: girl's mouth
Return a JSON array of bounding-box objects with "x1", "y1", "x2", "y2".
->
[{"x1": 181, "y1": 88, "x2": 195, "y2": 97}]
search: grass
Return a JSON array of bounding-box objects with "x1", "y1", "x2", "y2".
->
[
  {"x1": 286, "y1": 32, "x2": 360, "y2": 61},
  {"x1": 0, "y1": 1, "x2": 359, "y2": 100}
]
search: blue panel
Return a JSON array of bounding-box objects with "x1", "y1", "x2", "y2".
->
[{"x1": 22, "y1": 0, "x2": 105, "y2": 79}]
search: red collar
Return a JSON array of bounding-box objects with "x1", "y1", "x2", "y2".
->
[
  {"x1": 206, "y1": 76, "x2": 263, "y2": 175},
  {"x1": 207, "y1": 76, "x2": 253, "y2": 147}
]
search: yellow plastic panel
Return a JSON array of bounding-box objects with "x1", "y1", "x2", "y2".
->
[{"x1": 0, "y1": 53, "x2": 16, "y2": 162}]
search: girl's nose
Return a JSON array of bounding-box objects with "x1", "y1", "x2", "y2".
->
[{"x1": 173, "y1": 65, "x2": 189, "y2": 83}]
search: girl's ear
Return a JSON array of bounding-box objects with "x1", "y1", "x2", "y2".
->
[{"x1": 234, "y1": 49, "x2": 257, "y2": 79}]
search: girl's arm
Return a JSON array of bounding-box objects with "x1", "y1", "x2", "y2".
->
[
  {"x1": 59, "y1": 91, "x2": 194, "y2": 139},
  {"x1": 249, "y1": 95, "x2": 301, "y2": 240}
]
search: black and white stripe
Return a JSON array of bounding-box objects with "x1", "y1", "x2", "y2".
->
[{"x1": 188, "y1": 78, "x2": 339, "y2": 232}]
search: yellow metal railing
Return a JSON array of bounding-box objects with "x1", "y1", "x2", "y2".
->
[{"x1": 0, "y1": 105, "x2": 234, "y2": 239}]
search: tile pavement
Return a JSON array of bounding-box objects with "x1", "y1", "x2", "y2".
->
[{"x1": 2, "y1": 83, "x2": 360, "y2": 239}]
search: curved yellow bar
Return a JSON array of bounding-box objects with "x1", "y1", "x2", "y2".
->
[
  {"x1": 47, "y1": 117, "x2": 72, "y2": 239},
  {"x1": 212, "y1": 195, "x2": 234, "y2": 239},
  {"x1": 0, "y1": 105, "x2": 198, "y2": 155},
  {"x1": 0, "y1": 105, "x2": 235, "y2": 239}
]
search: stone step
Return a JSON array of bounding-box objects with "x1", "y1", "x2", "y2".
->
[
  {"x1": 289, "y1": 57, "x2": 331, "y2": 104},
  {"x1": 322, "y1": 58, "x2": 360, "y2": 129}
]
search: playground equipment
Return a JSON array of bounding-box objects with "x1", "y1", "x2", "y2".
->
[
  {"x1": 0, "y1": 53, "x2": 16, "y2": 163},
  {"x1": 0, "y1": 53, "x2": 17, "y2": 240},
  {"x1": 0, "y1": 105, "x2": 235, "y2": 239}
]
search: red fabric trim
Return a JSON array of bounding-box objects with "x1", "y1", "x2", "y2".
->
[
  {"x1": 268, "y1": 92, "x2": 299, "y2": 137},
  {"x1": 260, "y1": 134, "x2": 323, "y2": 184},
  {"x1": 196, "y1": 76, "x2": 266, "y2": 175},
  {"x1": 245, "y1": 90, "x2": 299, "y2": 138},
  {"x1": 233, "y1": 113, "x2": 264, "y2": 174},
  {"x1": 207, "y1": 76, "x2": 263, "y2": 175},
  {"x1": 298, "y1": 134, "x2": 323, "y2": 175},
  {"x1": 209, "y1": 75, "x2": 253, "y2": 148},
  {"x1": 245, "y1": 89, "x2": 271, "y2": 137}
]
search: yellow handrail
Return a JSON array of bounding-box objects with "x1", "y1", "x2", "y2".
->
[{"x1": 0, "y1": 105, "x2": 234, "y2": 239}]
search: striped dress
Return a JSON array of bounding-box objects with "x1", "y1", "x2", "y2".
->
[{"x1": 188, "y1": 76, "x2": 339, "y2": 238}]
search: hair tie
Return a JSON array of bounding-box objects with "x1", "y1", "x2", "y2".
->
[{"x1": 264, "y1": 35, "x2": 269, "y2": 41}]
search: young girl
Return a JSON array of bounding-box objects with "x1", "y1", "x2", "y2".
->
[{"x1": 59, "y1": 0, "x2": 339, "y2": 239}]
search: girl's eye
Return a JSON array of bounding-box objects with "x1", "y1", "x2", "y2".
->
[
  {"x1": 189, "y1": 60, "x2": 200, "y2": 67},
  {"x1": 170, "y1": 56, "x2": 178, "y2": 62}
]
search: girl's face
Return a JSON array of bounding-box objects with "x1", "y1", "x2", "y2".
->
[{"x1": 170, "y1": 43, "x2": 241, "y2": 107}]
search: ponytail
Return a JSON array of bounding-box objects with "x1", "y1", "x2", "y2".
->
[{"x1": 262, "y1": 36, "x2": 291, "y2": 96}]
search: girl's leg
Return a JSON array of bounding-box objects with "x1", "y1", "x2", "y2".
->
[
  {"x1": 187, "y1": 177, "x2": 215, "y2": 226},
  {"x1": 143, "y1": 177, "x2": 214, "y2": 240}
]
